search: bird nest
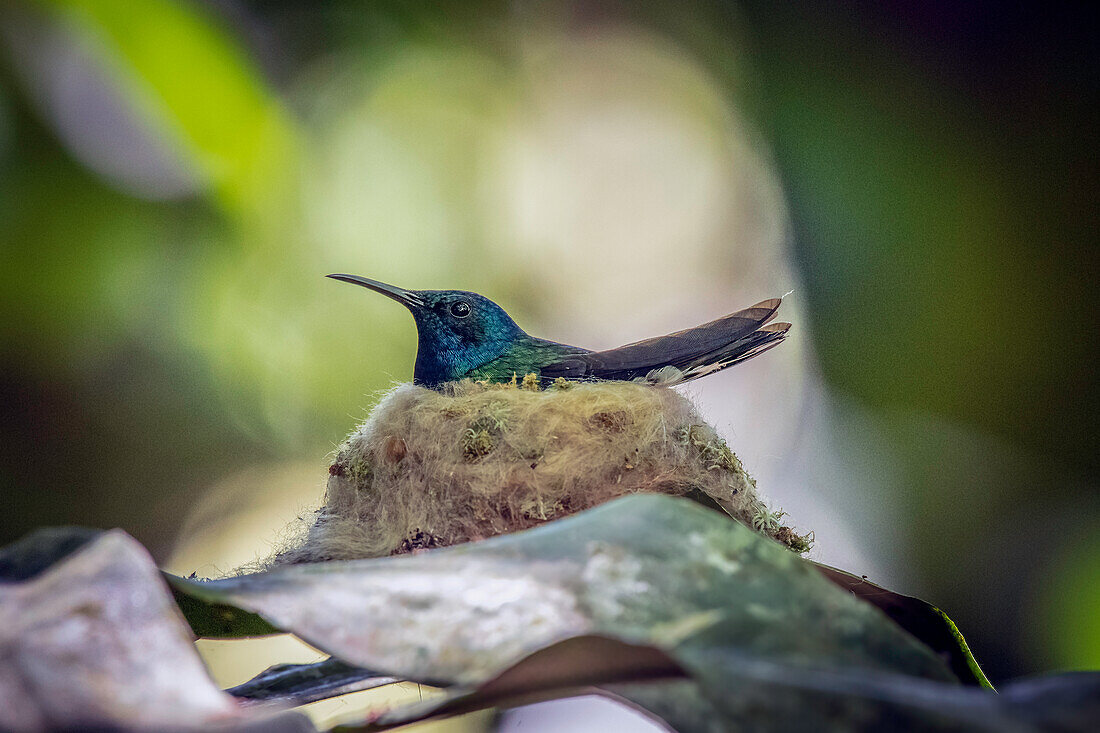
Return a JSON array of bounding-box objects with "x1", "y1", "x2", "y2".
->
[{"x1": 265, "y1": 377, "x2": 810, "y2": 567}]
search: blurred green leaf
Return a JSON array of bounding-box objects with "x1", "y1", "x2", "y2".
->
[
  {"x1": 1036, "y1": 528, "x2": 1100, "y2": 672},
  {"x1": 33, "y1": 0, "x2": 298, "y2": 218}
]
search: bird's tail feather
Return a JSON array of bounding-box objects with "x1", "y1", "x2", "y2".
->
[
  {"x1": 538, "y1": 298, "x2": 791, "y2": 384},
  {"x1": 673, "y1": 322, "x2": 791, "y2": 384}
]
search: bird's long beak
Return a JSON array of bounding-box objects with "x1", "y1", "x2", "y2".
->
[{"x1": 326, "y1": 274, "x2": 425, "y2": 308}]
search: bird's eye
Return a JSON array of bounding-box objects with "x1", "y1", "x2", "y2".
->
[{"x1": 449, "y1": 301, "x2": 472, "y2": 318}]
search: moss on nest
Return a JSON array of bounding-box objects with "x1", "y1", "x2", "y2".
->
[{"x1": 267, "y1": 377, "x2": 811, "y2": 566}]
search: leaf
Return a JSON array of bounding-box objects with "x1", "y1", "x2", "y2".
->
[
  {"x1": 222, "y1": 637, "x2": 678, "y2": 715},
  {"x1": 4, "y1": 511, "x2": 1093, "y2": 732},
  {"x1": 0, "y1": 528, "x2": 314, "y2": 732},
  {"x1": 228, "y1": 658, "x2": 397, "y2": 708},
  {"x1": 0, "y1": 525, "x2": 102, "y2": 582},
  {"x1": 31, "y1": 0, "x2": 298, "y2": 217},
  {"x1": 813, "y1": 563, "x2": 994, "y2": 688},
  {"x1": 169, "y1": 577, "x2": 281, "y2": 638},
  {"x1": 168, "y1": 495, "x2": 958, "y2": 688},
  {"x1": 356, "y1": 635, "x2": 686, "y2": 730},
  {"x1": 997, "y1": 672, "x2": 1100, "y2": 730},
  {"x1": 676, "y1": 649, "x2": 1099, "y2": 733},
  {"x1": 359, "y1": 645, "x2": 1100, "y2": 732},
  {"x1": 660, "y1": 491, "x2": 993, "y2": 688}
]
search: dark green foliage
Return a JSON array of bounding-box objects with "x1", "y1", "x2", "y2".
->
[{"x1": 4, "y1": 505, "x2": 1098, "y2": 731}]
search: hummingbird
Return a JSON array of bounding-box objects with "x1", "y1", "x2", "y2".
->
[{"x1": 328, "y1": 274, "x2": 790, "y2": 389}]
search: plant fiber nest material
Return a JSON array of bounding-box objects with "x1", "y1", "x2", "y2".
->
[{"x1": 268, "y1": 377, "x2": 809, "y2": 566}]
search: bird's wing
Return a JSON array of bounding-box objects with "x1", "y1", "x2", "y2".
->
[{"x1": 539, "y1": 298, "x2": 788, "y2": 385}]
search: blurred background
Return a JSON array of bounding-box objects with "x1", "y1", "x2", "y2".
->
[{"x1": 1, "y1": 0, "x2": 1096, "y2": 702}]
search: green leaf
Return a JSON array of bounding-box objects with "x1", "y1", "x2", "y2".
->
[
  {"x1": 361, "y1": 644, "x2": 1099, "y2": 732},
  {"x1": 227, "y1": 658, "x2": 396, "y2": 708},
  {"x1": 4, "y1": 510, "x2": 1093, "y2": 732},
  {"x1": 676, "y1": 650, "x2": 1098, "y2": 733},
  {"x1": 355, "y1": 635, "x2": 685, "y2": 730},
  {"x1": 167, "y1": 576, "x2": 281, "y2": 638},
  {"x1": 169, "y1": 495, "x2": 958, "y2": 687},
  {"x1": 30, "y1": 0, "x2": 298, "y2": 217},
  {"x1": 813, "y1": 562, "x2": 994, "y2": 688}
]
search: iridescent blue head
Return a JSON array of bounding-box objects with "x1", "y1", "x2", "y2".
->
[{"x1": 327, "y1": 274, "x2": 525, "y2": 387}]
